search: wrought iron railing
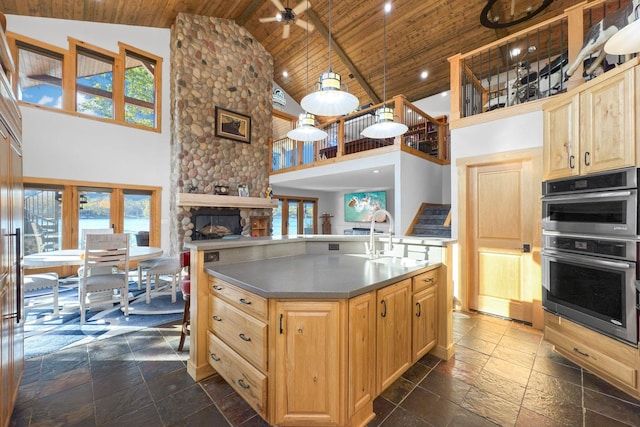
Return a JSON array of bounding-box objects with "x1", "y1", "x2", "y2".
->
[{"x1": 450, "y1": 0, "x2": 635, "y2": 120}]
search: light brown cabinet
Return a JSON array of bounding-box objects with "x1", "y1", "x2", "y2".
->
[
  {"x1": 208, "y1": 278, "x2": 268, "y2": 418},
  {"x1": 543, "y1": 61, "x2": 637, "y2": 180},
  {"x1": 206, "y1": 266, "x2": 441, "y2": 426},
  {"x1": 0, "y1": 13, "x2": 23, "y2": 426},
  {"x1": 412, "y1": 270, "x2": 437, "y2": 362},
  {"x1": 376, "y1": 279, "x2": 412, "y2": 393},
  {"x1": 348, "y1": 291, "x2": 376, "y2": 418},
  {"x1": 273, "y1": 300, "x2": 344, "y2": 426},
  {"x1": 250, "y1": 216, "x2": 269, "y2": 237},
  {"x1": 544, "y1": 312, "x2": 639, "y2": 398}
]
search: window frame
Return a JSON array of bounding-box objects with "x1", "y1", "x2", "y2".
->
[
  {"x1": 23, "y1": 176, "x2": 161, "y2": 277},
  {"x1": 274, "y1": 195, "x2": 318, "y2": 236},
  {"x1": 7, "y1": 32, "x2": 162, "y2": 132}
]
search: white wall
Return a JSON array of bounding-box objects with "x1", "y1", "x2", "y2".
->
[
  {"x1": 449, "y1": 110, "x2": 544, "y2": 238},
  {"x1": 412, "y1": 90, "x2": 451, "y2": 119},
  {"x1": 398, "y1": 152, "x2": 447, "y2": 234},
  {"x1": 7, "y1": 15, "x2": 173, "y2": 253}
]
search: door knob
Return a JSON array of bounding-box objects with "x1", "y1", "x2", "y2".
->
[{"x1": 515, "y1": 243, "x2": 531, "y2": 253}]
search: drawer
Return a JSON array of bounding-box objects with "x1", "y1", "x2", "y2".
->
[
  {"x1": 544, "y1": 314, "x2": 638, "y2": 391},
  {"x1": 210, "y1": 276, "x2": 268, "y2": 321},
  {"x1": 210, "y1": 295, "x2": 268, "y2": 371},
  {"x1": 208, "y1": 331, "x2": 267, "y2": 418},
  {"x1": 413, "y1": 268, "x2": 438, "y2": 293}
]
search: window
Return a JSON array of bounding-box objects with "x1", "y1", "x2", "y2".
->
[
  {"x1": 273, "y1": 196, "x2": 318, "y2": 236},
  {"x1": 23, "y1": 178, "x2": 161, "y2": 276},
  {"x1": 8, "y1": 33, "x2": 162, "y2": 131},
  {"x1": 123, "y1": 46, "x2": 158, "y2": 128},
  {"x1": 75, "y1": 46, "x2": 115, "y2": 119},
  {"x1": 15, "y1": 39, "x2": 64, "y2": 109}
]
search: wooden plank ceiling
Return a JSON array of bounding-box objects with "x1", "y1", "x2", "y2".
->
[{"x1": 0, "y1": 0, "x2": 587, "y2": 112}]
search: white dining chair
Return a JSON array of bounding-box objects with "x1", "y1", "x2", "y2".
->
[
  {"x1": 78, "y1": 228, "x2": 114, "y2": 278},
  {"x1": 79, "y1": 233, "x2": 130, "y2": 325}
]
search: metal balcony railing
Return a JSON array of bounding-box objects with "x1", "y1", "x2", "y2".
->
[{"x1": 270, "y1": 95, "x2": 449, "y2": 173}]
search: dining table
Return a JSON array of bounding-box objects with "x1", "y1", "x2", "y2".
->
[{"x1": 23, "y1": 246, "x2": 164, "y2": 268}]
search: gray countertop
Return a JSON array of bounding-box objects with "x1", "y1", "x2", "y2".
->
[
  {"x1": 205, "y1": 253, "x2": 439, "y2": 298},
  {"x1": 186, "y1": 234, "x2": 456, "y2": 251}
]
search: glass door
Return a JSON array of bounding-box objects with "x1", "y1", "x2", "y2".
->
[
  {"x1": 23, "y1": 187, "x2": 63, "y2": 255},
  {"x1": 303, "y1": 201, "x2": 315, "y2": 235},
  {"x1": 124, "y1": 192, "x2": 151, "y2": 247},
  {"x1": 78, "y1": 189, "x2": 112, "y2": 247},
  {"x1": 287, "y1": 200, "x2": 299, "y2": 236}
]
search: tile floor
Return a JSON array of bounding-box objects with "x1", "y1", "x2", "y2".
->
[{"x1": 9, "y1": 311, "x2": 640, "y2": 427}]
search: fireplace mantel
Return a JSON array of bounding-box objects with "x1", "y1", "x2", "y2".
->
[{"x1": 177, "y1": 193, "x2": 278, "y2": 209}]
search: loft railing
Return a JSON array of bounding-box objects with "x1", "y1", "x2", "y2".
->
[
  {"x1": 270, "y1": 95, "x2": 449, "y2": 173},
  {"x1": 449, "y1": 0, "x2": 635, "y2": 121}
]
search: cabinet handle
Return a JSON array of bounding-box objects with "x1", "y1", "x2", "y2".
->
[
  {"x1": 239, "y1": 333, "x2": 252, "y2": 342},
  {"x1": 381, "y1": 300, "x2": 387, "y2": 318},
  {"x1": 423, "y1": 277, "x2": 434, "y2": 283},
  {"x1": 237, "y1": 379, "x2": 250, "y2": 389},
  {"x1": 569, "y1": 155, "x2": 575, "y2": 169},
  {"x1": 573, "y1": 347, "x2": 590, "y2": 358},
  {"x1": 239, "y1": 298, "x2": 252, "y2": 305},
  {"x1": 279, "y1": 313, "x2": 283, "y2": 334},
  {"x1": 8, "y1": 228, "x2": 21, "y2": 323},
  {"x1": 584, "y1": 151, "x2": 590, "y2": 166},
  {"x1": 416, "y1": 302, "x2": 421, "y2": 317},
  {"x1": 213, "y1": 315, "x2": 222, "y2": 322},
  {"x1": 213, "y1": 285, "x2": 223, "y2": 291},
  {"x1": 210, "y1": 353, "x2": 220, "y2": 362}
]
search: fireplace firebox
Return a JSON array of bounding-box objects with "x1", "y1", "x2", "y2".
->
[{"x1": 192, "y1": 208, "x2": 242, "y2": 240}]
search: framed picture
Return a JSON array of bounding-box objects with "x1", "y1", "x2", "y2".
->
[
  {"x1": 344, "y1": 191, "x2": 387, "y2": 222},
  {"x1": 237, "y1": 185, "x2": 249, "y2": 197},
  {"x1": 215, "y1": 107, "x2": 251, "y2": 144}
]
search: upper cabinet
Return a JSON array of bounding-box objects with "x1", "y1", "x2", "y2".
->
[{"x1": 543, "y1": 59, "x2": 639, "y2": 180}]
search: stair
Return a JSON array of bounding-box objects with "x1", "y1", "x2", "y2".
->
[{"x1": 408, "y1": 204, "x2": 451, "y2": 238}]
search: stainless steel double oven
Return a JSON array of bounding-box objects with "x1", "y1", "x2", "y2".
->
[{"x1": 542, "y1": 167, "x2": 639, "y2": 345}]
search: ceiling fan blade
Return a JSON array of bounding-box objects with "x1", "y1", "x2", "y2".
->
[
  {"x1": 292, "y1": 1, "x2": 310, "y2": 15},
  {"x1": 270, "y1": 0, "x2": 286, "y2": 12},
  {"x1": 295, "y1": 19, "x2": 314, "y2": 32},
  {"x1": 259, "y1": 16, "x2": 279, "y2": 23},
  {"x1": 282, "y1": 24, "x2": 291, "y2": 39}
]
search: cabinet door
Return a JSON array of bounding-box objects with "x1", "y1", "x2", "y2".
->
[
  {"x1": 412, "y1": 285, "x2": 437, "y2": 362},
  {"x1": 543, "y1": 94, "x2": 580, "y2": 180},
  {"x1": 274, "y1": 300, "x2": 343, "y2": 426},
  {"x1": 348, "y1": 292, "x2": 375, "y2": 417},
  {"x1": 376, "y1": 279, "x2": 411, "y2": 393},
  {"x1": 580, "y1": 67, "x2": 635, "y2": 174}
]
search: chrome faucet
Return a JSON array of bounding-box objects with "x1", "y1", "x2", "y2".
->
[{"x1": 366, "y1": 209, "x2": 394, "y2": 259}]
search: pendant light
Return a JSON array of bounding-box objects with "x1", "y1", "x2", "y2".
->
[
  {"x1": 604, "y1": 14, "x2": 640, "y2": 55},
  {"x1": 300, "y1": 0, "x2": 359, "y2": 116},
  {"x1": 288, "y1": 0, "x2": 328, "y2": 142},
  {"x1": 361, "y1": 1, "x2": 407, "y2": 139}
]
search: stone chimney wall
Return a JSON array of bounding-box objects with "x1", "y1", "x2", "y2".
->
[{"x1": 169, "y1": 14, "x2": 274, "y2": 254}]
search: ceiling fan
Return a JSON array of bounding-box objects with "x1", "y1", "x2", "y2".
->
[{"x1": 259, "y1": 0, "x2": 315, "y2": 39}]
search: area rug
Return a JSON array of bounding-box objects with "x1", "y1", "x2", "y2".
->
[{"x1": 23, "y1": 278, "x2": 184, "y2": 360}]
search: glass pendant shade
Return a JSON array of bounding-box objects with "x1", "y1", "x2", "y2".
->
[
  {"x1": 301, "y1": 71, "x2": 359, "y2": 116},
  {"x1": 604, "y1": 19, "x2": 640, "y2": 55},
  {"x1": 287, "y1": 112, "x2": 328, "y2": 141},
  {"x1": 361, "y1": 106, "x2": 408, "y2": 139}
]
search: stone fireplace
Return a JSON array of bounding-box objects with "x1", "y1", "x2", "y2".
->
[{"x1": 169, "y1": 14, "x2": 274, "y2": 254}]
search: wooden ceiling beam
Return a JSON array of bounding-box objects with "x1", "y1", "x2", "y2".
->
[{"x1": 306, "y1": 9, "x2": 380, "y2": 105}]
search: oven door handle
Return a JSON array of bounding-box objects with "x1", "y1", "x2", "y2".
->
[
  {"x1": 542, "y1": 190, "x2": 633, "y2": 202},
  {"x1": 541, "y1": 249, "x2": 633, "y2": 270}
]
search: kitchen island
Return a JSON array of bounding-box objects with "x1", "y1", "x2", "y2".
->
[{"x1": 184, "y1": 235, "x2": 455, "y2": 426}]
